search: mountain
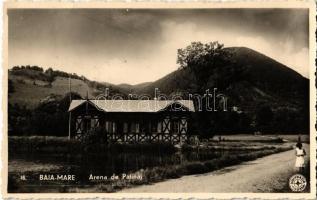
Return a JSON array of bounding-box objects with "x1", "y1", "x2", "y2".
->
[
  {"x1": 132, "y1": 47, "x2": 309, "y2": 113},
  {"x1": 8, "y1": 47, "x2": 309, "y2": 113},
  {"x1": 8, "y1": 47, "x2": 309, "y2": 134},
  {"x1": 117, "y1": 82, "x2": 153, "y2": 93}
]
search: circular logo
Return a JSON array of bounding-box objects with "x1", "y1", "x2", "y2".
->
[{"x1": 289, "y1": 174, "x2": 307, "y2": 192}]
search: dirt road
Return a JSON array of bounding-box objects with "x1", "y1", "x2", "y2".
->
[{"x1": 121, "y1": 145, "x2": 310, "y2": 193}]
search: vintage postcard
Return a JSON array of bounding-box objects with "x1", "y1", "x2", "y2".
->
[{"x1": 1, "y1": 0, "x2": 316, "y2": 199}]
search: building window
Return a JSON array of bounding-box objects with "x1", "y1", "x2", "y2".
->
[
  {"x1": 180, "y1": 118, "x2": 187, "y2": 134},
  {"x1": 171, "y1": 120, "x2": 179, "y2": 134},
  {"x1": 105, "y1": 121, "x2": 116, "y2": 134},
  {"x1": 123, "y1": 122, "x2": 128, "y2": 133},
  {"x1": 131, "y1": 122, "x2": 136, "y2": 133},
  {"x1": 162, "y1": 117, "x2": 170, "y2": 133},
  {"x1": 105, "y1": 121, "x2": 110, "y2": 133},
  {"x1": 157, "y1": 121, "x2": 162, "y2": 133},
  {"x1": 151, "y1": 121, "x2": 157, "y2": 133},
  {"x1": 135, "y1": 123, "x2": 140, "y2": 133},
  {"x1": 91, "y1": 115, "x2": 99, "y2": 129},
  {"x1": 76, "y1": 116, "x2": 83, "y2": 133},
  {"x1": 84, "y1": 115, "x2": 91, "y2": 132},
  {"x1": 140, "y1": 122, "x2": 148, "y2": 133},
  {"x1": 131, "y1": 122, "x2": 140, "y2": 133},
  {"x1": 112, "y1": 122, "x2": 116, "y2": 133}
]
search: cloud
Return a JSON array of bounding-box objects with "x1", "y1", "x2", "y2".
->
[
  {"x1": 282, "y1": 47, "x2": 309, "y2": 77},
  {"x1": 235, "y1": 36, "x2": 272, "y2": 55},
  {"x1": 8, "y1": 9, "x2": 309, "y2": 84},
  {"x1": 234, "y1": 36, "x2": 309, "y2": 78},
  {"x1": 159, "y1": 21, "x2": 309, "y2": 78}
]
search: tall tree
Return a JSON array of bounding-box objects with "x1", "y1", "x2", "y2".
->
[
  {"x1": 177, "y1": 41, "x2": 232, "y2": 93},
  {"x1": 177, "y1": 42, "x2": 234, "y2": 138},
  {"x1": 8, "y1": 79, "x2": 14, "y2": 94}
]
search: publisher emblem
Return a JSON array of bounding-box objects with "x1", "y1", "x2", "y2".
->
[{"x1": 289, "y1": 174, "x2": 307, "y2": 192}]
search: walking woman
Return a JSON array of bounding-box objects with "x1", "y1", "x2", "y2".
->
[{"x1": 295, "y1": 141, "x2": 306, "y2": 173}]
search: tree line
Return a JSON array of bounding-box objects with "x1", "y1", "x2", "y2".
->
[
  {"x1": 10, "y1": 65, "x2": 88, "y2": 82},
  {"x1": 8, "y1": 92, "x2": 81, "y2": 136}
]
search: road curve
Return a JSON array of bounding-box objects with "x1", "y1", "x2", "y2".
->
[{"x1": 120, "y1": 145, "x2": 310, "y2": 193}]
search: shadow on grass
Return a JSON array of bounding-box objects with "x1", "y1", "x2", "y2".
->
[{"x1": 274, "y1": 161, "x2": 310, "y2": 193}]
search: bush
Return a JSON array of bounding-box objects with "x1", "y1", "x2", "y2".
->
[
  {"x1": 9, "y1": 136, "x2": 81, "y2": 154},
  {"x1": 81, "y1": 128, "x2": 107, "y2": 145},
  {"x1": 204, "y1": 160, "x2": 219, "y2": 171},
  {"x1": 165, "y1": 166, "x2": 182, "y2": 179},
  {"x1": 9, "y1": 136, "x2": 177, "y2": 156},
  {"x1": 185, "y1": 162, "x2": 209, "y2": 174}
]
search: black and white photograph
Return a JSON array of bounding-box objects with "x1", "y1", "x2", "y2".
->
[{"x1": 3, "y1": 2, "x2": 316, "y2": 198}]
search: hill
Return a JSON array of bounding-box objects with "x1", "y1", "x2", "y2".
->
[
  {"x1": 8, "y1": 67, "x2": 124, "y2": 108},
  {"x1": 8, "y1": 47, "x2": 309, "y2": 135},
  {"x1": 134, "y1": 47, "x2": 309, "y2": 113},
  {"x1": 116, "y1": 82, "x2": 153, "y2": 93},
  {"x1": 8, "y1": 47, "x2": 309, "y2": 112}
]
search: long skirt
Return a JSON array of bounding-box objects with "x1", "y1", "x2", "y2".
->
[{"x1": 295, "y1": 156, "x2": 305, "y2": 168}]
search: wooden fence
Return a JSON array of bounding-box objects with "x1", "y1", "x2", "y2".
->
[{"x1": 76, "y1": 133, "x2": 188, "y2": 144}]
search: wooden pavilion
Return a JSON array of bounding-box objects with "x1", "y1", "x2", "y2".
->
[{"x1": 68, "y1": 99, "x2": 195, "y2": 143}]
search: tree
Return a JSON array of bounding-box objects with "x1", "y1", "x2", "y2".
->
[
  {"x1": 12, "y1": 66, "x2": 20, "y2": 71},
  {"x1": 255, "y1": 104, "x2": 273, "y2": 133},
  {"x1": 59, "y1": 92, "x2": 82, "y2": 112},
  {"x1": 45, "y1": 67, "x2": 53, "y2": 75},
  {"x1": 31, "y1": 65, "x2": 43, "y2": 72},
  {"x1": 177, "y1": 41, "x2": 232, "y2": 93},
  {"x1": 8, "y1": 79, "x2": 14, "y2": 93},
  {"x1": 177, "y1": 42, "x2": 234, "y2": 138},
  {"x1": 45, "y1": 67, "x2": 54, "y2": 82}
]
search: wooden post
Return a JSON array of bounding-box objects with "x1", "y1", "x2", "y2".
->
[
  {"x1": 68, "y1": 77, "x2": 72, "y2": 140},
  {"x1": 68, "y1": 112, "x2": 72, "y2": 140},
  {"x1": 85, "y1": 91, "x2": 88, "y2": 115}
]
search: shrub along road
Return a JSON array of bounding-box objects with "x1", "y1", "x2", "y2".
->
[{"x1": 120, "y1": 144, "x2": 310, "y2": 193}]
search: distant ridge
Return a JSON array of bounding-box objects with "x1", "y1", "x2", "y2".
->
[{"x1": 8, "y1": 46, "x2": 308, "y2": 113}]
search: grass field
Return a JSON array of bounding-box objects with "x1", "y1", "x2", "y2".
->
[
  {"x1": 213, "y1": 134, "x2": 309, "y2": 143},
  {"x1": 9, "y1": 75, "x2": 96, "y2": 108},
  {"x1": 7, "y1": 134, "x2": 301, "y2": 193}
]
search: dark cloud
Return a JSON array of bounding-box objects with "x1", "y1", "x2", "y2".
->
[
  {"x1": 9, "y1": 9, "x2": 308, "y2": 51},
  {"x1": 8, "y1": 8, "x2": 309, "y2": 84},
  {"x1": 9, "y1": 9, "x2": 164, "y2": 58}
]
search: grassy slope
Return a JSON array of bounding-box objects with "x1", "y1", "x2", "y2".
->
[{"x1": 9, "y1": 74, "x2": 97, "y2": 108}]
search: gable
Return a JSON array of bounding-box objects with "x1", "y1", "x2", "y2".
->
[
  {"x1": 68, "y1": 100, "x2": 102, "y2": 112},
  {"x1": 159, "y1": 102, "x2": 192, "y2": 112},
  {"x1": 68, "y1": 100, "x2": 195, "y2": 112}
]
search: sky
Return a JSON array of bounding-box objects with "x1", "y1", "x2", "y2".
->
[{"x1": 8, "y1": 9, "x2": 309, "y2": 84}]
